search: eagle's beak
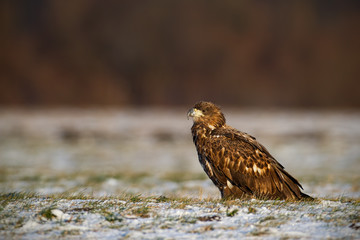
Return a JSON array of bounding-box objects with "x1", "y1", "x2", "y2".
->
[
  {"x1": 187, "y1": 108, "x2": 195, "y2": 120},
  {"x1": 187, "y1": 108, "x2": 204, "y2": 120}
]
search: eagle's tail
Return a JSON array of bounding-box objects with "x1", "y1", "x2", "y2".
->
[{"x1": 301, "y1": 192, "x2": 314, "y2": 200}]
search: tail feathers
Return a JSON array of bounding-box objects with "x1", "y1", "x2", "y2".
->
[{"x1": 301, "y1": 192, "x2": 314, "y2": 200}]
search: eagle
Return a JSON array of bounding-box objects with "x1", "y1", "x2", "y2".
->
[{"x1": 187, "y1": 101, "x2": 312, "y2": 200}]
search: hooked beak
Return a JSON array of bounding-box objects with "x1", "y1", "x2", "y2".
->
[
  {"x1": 187, "y1": 108, "x2": 195, "y2": 120},
  {"x1": 187, "y1": 108, "x2": 203, "y2": 120}
]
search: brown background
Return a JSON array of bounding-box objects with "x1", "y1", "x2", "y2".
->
[{"x1": 1, "y1": 1, "x2": 359, "y2": 108}]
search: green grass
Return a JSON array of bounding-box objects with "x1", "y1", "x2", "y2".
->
[
  {"x1": 104, "y1": 212, "x2": 123, "y2": 222},
  {"x1": 39, "y1": 206, "x2": 58, "y2": 220},
  {"x1": 226, "y1": 208, "x2": 238, "y2": 217}
]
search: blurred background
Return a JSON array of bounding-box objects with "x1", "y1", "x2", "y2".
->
[
  {"x1": 0, "y1": 1, "x2": 359, "y2": 198},
  {"x1": 0, "y1": 1, "x2": 359, "y2": 108}
]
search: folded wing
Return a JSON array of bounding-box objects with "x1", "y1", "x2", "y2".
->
[{"x1": 204, "y1": 127, "x2": 304, "y2": 200}]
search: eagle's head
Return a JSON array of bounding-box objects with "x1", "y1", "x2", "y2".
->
[{"x1": 187, "y1": 101, "x2": 226, "y2": 129}]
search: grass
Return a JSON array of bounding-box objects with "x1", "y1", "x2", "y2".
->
[
  {"x1": 0, "y1": 191, "x2": 359, "y2": 238},
  {"x1": 39, "y1": 206, "x2": 58, "y2": 220},
  {"x1": 226, "y1": 208, "x2": 238, "y2": 217},
  {"x1": 104, "y1": 212, "x2": 123, "y2": 222},
  {"x1": 0, "y1": 109, "x2": 359, "y2": 238},
  {"x1": 2, "y1": 191, "x2": 357, "y2": 208}
]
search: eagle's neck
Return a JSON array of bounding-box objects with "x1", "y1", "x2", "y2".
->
[
  {"x1": 191, "y1": 123, "x2": 215, "y2": 145},
  {"x1": 191, "y1": 114, "x2": 225, "y2": 146}
]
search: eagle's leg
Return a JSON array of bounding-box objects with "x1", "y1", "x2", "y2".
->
[
  {"x1": 220, "y1": 187, "x2": 233, "y2": 199},
  {"x1": 220, "y1": 185, "x2": 250, "y2": 199}
]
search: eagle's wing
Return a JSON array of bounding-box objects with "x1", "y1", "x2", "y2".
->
[{"x1": 205, "y1": 127, "x2": 303, "y2": 199}]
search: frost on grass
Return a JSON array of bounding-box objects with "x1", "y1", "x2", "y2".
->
[
  {"x1": 0, "y1": 192, "x2": 359, "y2": 239},
  {"x1": 0, "y1": 109, "x2": 359, "y2": 238}
]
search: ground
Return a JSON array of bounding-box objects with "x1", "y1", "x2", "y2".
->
[{"x1": 0, "y1": 108, "x2": 359, "y2": 239}]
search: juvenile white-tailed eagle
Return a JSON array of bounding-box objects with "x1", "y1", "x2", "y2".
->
[{"x1": 188, "y1": 101, "x2": 312, "y2": 200}]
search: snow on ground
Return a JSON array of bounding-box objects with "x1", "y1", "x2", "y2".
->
[
  {"x1": 1, "y1": 193, "x2": 359, "y2": 239},
  {"x1": 0, "y1": 108, "x2": 359, "y2": 239}
]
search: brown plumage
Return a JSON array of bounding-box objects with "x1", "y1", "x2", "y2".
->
[{"x1": 187, "y1": 101, "x2": 312, "y2": 200}]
